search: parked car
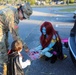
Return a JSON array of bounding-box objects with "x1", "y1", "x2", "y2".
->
[
  {"x1": 73, "y1": 10, "x2": 76, "y2": 20},
  {"x1": 35, "y1": 1, "x2": 40, "y2": 5},
  {"x1": 68, "y1": 20, "x2": 76, "y2": 66},
  {"x1": 56, "y1": 1, "x2": 64, "y2": 4},
  {"x1": 35, "y1": 0, "x2": 45, "y2": 5},
  {"x1": 40, "y1": 1, "x2": 45, "y2": 5},
  {"x1": 49, "y1": 2, "x2": 56, "y2": 5}
]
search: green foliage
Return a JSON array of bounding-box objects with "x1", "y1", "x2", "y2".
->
[
  {"x1": 27, "y1": 0, "x2": 35, "y2": 5},
  {"x1": 45, "y1": 0, "x2": 50, "y2": 3},
  {"x1": 69, "y1": 0, "x2": 75, "y2": 3},
  {"x1": 30, "y1": 0, "x2": 35, "y2": 5}
]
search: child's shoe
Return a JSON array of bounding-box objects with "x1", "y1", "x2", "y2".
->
[
  {"x1": 63, "y1": 54, "x2": 67, "y2": 59},
  {"x1": 45, "y1": 57, "x2": 50, "y2": 61},
  {"x1": 50, "y1": 55, "x2": 57, "y2": 64}
]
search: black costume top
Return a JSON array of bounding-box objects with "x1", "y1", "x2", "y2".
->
[{"x1": 7, "y1": 51, "x2": 24, "y2": 75}]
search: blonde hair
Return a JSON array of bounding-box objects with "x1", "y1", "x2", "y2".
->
[{"x1": 11, "y1": 40, "x2": 23, "y2": 52}]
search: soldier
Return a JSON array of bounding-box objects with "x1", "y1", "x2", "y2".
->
[{"x1": 0, "y1": 2, "x2": 32, "y2": 75}]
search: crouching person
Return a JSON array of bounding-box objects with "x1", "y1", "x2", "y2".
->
[
  {"x1": 35, "y1": 21, "x2": 67, "y2": 63},
  {"x1": 7, "y1": 40, "x2": 31, "y2": 75}
]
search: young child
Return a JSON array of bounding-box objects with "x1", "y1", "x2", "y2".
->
[{"x1": 7, "y1": 40, "x2": 31, "y2": 75}]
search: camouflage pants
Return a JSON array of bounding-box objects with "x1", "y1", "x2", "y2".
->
[{"x1": 0, "y1": 23, "x2": 8, "y2": 74}]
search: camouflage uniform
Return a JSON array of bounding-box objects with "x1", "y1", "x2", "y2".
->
[{"x1": 0, "y1": 6, "x2": 28, "y2": 74}]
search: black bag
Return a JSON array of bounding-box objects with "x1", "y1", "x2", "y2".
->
[{"x1": 50, "y1": 32, "x2": 64, "y2": 60}]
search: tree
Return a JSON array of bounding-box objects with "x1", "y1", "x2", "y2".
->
[
  {"x1": 70, "y1": 0, "x2": 75, "y2": 3},
  {"x1": 27, "y1": 0, "x2": 35, "y2": 5}
]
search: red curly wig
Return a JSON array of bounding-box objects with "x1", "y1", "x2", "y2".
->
[{"x1": 40, "y1": 21, "x2": 57, "y2": 49}]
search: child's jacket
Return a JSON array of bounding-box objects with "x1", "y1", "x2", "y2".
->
[{"x1": 7, "y1": 51, "x2": 24, "y2": 75}]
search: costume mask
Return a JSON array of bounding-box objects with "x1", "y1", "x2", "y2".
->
[{"x1": 42, "y1": 27, "x2": 46, "y2": 35}]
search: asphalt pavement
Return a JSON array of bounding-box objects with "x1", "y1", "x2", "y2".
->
[{"x1": 8, "y1": 6, "x2": 76, "y2": 75}]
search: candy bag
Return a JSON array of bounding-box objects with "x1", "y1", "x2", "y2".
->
[{"x1": 28, "y1": 49, "x2": 41, "y2": 60}]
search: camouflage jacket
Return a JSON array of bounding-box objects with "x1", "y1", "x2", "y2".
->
[{"x1": 0, "y1": 6, "x2": 28, "y2": 50}]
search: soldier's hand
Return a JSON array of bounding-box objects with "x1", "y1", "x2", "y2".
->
[{"x1": 25, "y1": 49, "x2": 29, "y2": 53}]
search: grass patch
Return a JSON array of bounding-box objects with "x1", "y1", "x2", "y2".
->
[
  {"x1": 32, "y1": 4, "x2": 76, "y2": 8},
  {"x1": 59, "y1": 8, "x2": 76, "y2": 12}
]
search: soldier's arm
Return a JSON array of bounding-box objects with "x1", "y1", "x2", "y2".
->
[{"x1": 9, "y1": 22, "x2": 29, "y2": 51}]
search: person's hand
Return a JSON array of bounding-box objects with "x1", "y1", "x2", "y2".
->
[
  {"x1": 25, "y1": 49, "x2": 29, "y2": 53},
  {"x1": 26, "y1": 59, "x2": 31, "y2": 66},
  {"x1": 41, "y1": 50, "x2": 46, "y2": 54},
  {"x1": 40, "y1": 51, "x2": 44, "y2": 55},
  {"x1": 41, "y1": 48, "x2": 49, "y2": 53}
]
